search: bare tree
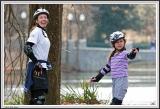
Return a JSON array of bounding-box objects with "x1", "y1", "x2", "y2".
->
[{"x1": 4, "y1": 4, "x2": 27, "y2": 104}]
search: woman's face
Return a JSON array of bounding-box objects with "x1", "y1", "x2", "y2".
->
[
  {"x1": 36, "y1": 14, "x2": 48, "y2": 28},
  {"x1": 114, "y1": 38, "x2": 125, "y2": 50}
]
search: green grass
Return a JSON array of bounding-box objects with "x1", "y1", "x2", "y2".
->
[
  {"x1": 61, "y1": 80, "x2": 102, "y2": 104},
  {"x1": 4, "y1": 93, "x2": 24, "y2": 105}
]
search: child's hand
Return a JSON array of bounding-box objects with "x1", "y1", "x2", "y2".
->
[
  {"x1": 90, "y1": 77, "x2": 97, "y2": 82},
  {"x1": 132, "y1": 48, "x2": 139, "y2": 53}
]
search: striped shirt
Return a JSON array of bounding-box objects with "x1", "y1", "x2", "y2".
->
[
  {"x1": 100, "y1": 50, "x2": 130, "y2": 78},
  {"x1": 110, "y1": 50, "x2": 129, "y2": 78}
]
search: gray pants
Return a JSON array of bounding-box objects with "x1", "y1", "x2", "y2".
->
[{"x1": 112, "y1": 77, "x2": 128, "y2": 100}]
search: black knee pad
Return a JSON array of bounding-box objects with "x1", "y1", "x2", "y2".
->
[
  {"x1": 110, "y1": 97, "x2": 122, "y2": 105},
  {"x1": 32, "y1": 95, "x2": 45, "y2": 105}
]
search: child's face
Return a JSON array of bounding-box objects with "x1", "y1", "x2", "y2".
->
[
  {"x1": 114, "y1": 38, "x2": 125, "y2": 50},
  {"x1": 36, "y1": 14, "x2": 48, "y2": 28}
]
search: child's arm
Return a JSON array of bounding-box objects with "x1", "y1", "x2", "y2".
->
[
  {"x1": 127, "y1": 48, "x2": 139, "y2": 59},
  {"x1": 90, "y1": 64, "x2": 111, "y2": 82}
]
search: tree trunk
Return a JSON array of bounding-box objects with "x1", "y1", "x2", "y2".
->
[
  {"x1": 45, "y1": 4, "x2": 63, "y2": 105},
  {"x1": 24, "y1": 4, "x2": 63, "y2": 105}
]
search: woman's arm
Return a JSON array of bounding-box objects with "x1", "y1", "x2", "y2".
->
[{"x1": 24, "y1": 42, "x2": 42, "y2": 74}]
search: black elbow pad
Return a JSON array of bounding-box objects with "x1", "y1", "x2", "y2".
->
[
  {"x1": 24, "y1": 43, "x2": 37, "y2": 63},
  {"x1": 24, "y1": 44, "x2": 33, "y2": 56}
]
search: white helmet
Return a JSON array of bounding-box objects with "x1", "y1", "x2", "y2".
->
[
  {"x1": 33, "y1": 8, "x2": 49, "y2": 19},
  {"x1": 110, "y1": 31, "x2": 125, "y2": 42}
]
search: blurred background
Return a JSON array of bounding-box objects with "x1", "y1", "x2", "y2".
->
[{"x1": 3, "y1": 3, "x2": 157, "y2": 105}]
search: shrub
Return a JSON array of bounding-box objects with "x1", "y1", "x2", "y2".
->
[{"x1": 61, "y1": 80, "x2": 101, "y2": 104}]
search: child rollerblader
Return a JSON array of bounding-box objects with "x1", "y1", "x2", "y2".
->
[{"x1": 90, "y1": 31, "x2": 139, "y2": 105}]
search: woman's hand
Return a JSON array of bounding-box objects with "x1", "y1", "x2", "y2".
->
[{"x1": 34, "y1": 62, "x2": 43, "y2": 76}]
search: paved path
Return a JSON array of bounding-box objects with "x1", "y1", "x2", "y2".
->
[{"x1": 95, "y1": 86, "x2": 157, "y2": 105}]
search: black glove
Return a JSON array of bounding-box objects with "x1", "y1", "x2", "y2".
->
[
  {"x1": 132, "y1": 47, "x2": 139, "y2": 52},
  {"x1": 91, "y1": 73, "x2": 104, "y2": 82}
]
